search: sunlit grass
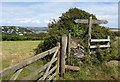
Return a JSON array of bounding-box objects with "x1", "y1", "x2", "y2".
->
[{"x1": 2, "y1": 41, "x2": 42, "y2": 69}]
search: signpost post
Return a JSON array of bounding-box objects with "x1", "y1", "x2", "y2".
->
[{"x1": 74, "y1": 16, "x2": 108, "y2": 54}]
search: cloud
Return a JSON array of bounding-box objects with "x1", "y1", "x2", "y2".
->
[
  {"x1": 1, "y1": 2, "x2": 118, "y2": 28},
  {"x1": 74, "y1": 2, "x2": 118, "y2": 28},
  {"x1": 44, "y1": 20, "x2": 51, "y2": 24},
  {"x1": 17, "y1": 19, "x2": 41, "y2": 24}
]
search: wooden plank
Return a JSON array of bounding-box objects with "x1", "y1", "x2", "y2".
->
[
  {"x1": 92, "y1": 20, "x2": 108, "y2": 24},
  {"x1": 21, "y1": 58, "x2": 57, "y2": 80},
  {"x1": 0, "y1": 46, "x2": 58, "y2": 78},
  {"x1": 91, "y1": 39, "x2": 110, "y2": 42},
  {"x1": 42, "y1": 47, "x2": 59, "y2": 80},
  {"x1": 47, "y1": 65, "x2": 57, "y2": 77},
  {"x1": 9, "y1": 68, "x2": 23, "y2": 81},
  {"x1": 74, "y1": 19, "x2": 88, "y2": 23},
  {"x1": 39, "y1": 65, "x2": 57, "y2": 80},
  {"x1": 90, "y1": 45, "x2": 110, "y2": 48},
  {"x1": 60, "y1": 34, "x2": 67, "y2": 77},
  {"x1": 25, "y1": 66, "x2": 37, "y2": 72},
  {"x1": 48, "y1": 72, "x2": 57, "y2": 80},
  {"x1": 65, "y1": 65, "x2": 80, "y2": 71}
]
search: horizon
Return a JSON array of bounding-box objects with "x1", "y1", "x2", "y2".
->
[
  {"x1": 2, "y1": 25, "x2": 120, "y2": 29},
  {"x1": 1, "y1": 2, "x2": 118, "y2": 28}
]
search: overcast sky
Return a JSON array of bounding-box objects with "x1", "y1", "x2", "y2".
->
[{"x1": 1, "y1": 1, "x2": 119, "y2": 28}]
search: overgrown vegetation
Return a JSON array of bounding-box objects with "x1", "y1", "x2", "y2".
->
[
  {"x1": 35, "y1": 8, "x2": 116, "y2": 64},
  {"x1": 60, "y1": 64, "x2": 118, "y2": 80}
]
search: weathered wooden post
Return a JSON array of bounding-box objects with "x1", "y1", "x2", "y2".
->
[
  {"x1": 88, "y1": 16, "x2": 92, "y2": 54},
  {"x1": 107, "y1": 36, "x2": 110, "y2": 52},
  {"x1": 67, "y1": 33, "x2": 71, "y2": 57},
  {"x1": 56, "y1": 42, "x2": 60, "y2": 78},
  {"x1": 107, "y1": 36, "x2": 110, "y2": 45},
  {"x1": 60, "y1": 34, "x2": 67, "y2": 77}
]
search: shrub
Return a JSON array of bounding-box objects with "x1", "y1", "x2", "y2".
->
[{"x1": 35, "y1": 8, "x2": 115, "y2": 64}]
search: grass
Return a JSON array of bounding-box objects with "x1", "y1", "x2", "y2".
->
[
  {"x1": 2, "y1": 40, "x2": 47, "y2": 80},
  {"x1": 60, "y1": 64, "x2": 118, "y2": 80},
  {"x1": 2, "y1": 40, "x2": 42, "y2": 69}
]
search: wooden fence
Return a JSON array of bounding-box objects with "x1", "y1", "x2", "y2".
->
[
  {"x1": 90, "y1": 36, "x2": 110, "y2": 49},
  {"x1": 0, "y1": 43, "x2": 60, "y2": 81}
]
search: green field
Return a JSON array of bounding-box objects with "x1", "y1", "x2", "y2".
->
[{"x1": 2, "y1": 41, "x2": 42, "y2": 69}]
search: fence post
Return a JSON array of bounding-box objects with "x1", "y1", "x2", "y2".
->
[
  {"x1": 107, "y1": 36, "x2": 110, "y2": 52},
  {"x1": 60, "y1": 34, "x2": 67, "y2": 77},
  {"x1": 107, "y1": 36, "x2": 110, "y2": 45},
  {"x1": 88, "y1": 16, "x2": 92, "y2": 54},
  {"x1": 67, "y1": 33, "x2": 71, "y2": 57},
  {"x1": 56, "y1": 42, "x2": 60, "y2": 78}
]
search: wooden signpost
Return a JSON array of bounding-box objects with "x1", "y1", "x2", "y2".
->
[
  {"x1": 74, "y1": 16, "x2": 110, "y2": 54},
  {"x1": 74, "y1": 19, "x2": 108, "y2": 24}
]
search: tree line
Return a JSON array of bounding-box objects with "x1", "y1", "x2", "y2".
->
[{"x1": 2, "y1": 33, "x2": 48, "y2": 41}]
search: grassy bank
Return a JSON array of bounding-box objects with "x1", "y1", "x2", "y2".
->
[{"x1": 60, "y1": 64, "x2": 118, "y2": 80}]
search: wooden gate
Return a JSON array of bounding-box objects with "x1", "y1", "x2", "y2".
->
[{"x1": 0, "y1": 43, "x2": 60, "y2": 81}]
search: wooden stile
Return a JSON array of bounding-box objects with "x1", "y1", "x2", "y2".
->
[{"x1": 74, "y1": 16, "x2": 110, "y2": 54}]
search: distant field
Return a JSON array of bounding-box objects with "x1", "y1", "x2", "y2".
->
[{"x1": 2, "y1": 41, "x2": 42, "y2": 69}]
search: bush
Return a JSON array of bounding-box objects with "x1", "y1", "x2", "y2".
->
[{"x1": 35, "y1": 8, "x2": 115, "y2": 64}]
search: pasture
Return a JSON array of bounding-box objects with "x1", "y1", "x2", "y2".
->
[{"x1": 2, "y1": 41, "x2": 42, "y2": 69}]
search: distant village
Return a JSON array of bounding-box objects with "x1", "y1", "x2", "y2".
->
[{"x1": 1, "y1": 26, "x2": 48, "y2": 35}]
